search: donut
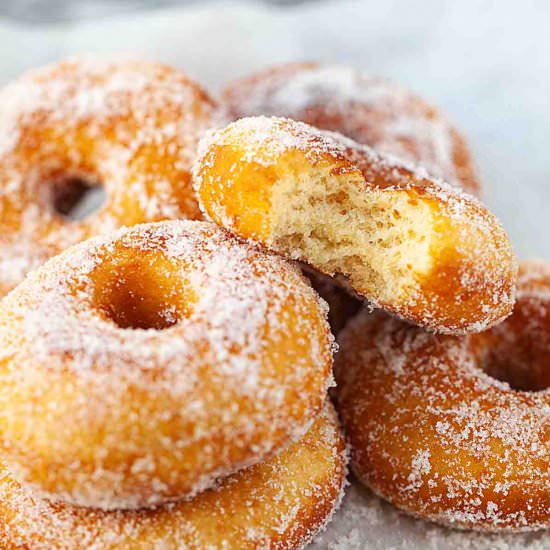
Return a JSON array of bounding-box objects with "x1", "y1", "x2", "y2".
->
[
  {"x1": 0, "y1": 54, "x2": 223, "y2": 295},
  {"x1": 334, "y1": 261, "x2": 550, "y2": 531},
  {"x1": 0, "y1": 220, "x2": 334, "y2": 510},
  {"x1": 222, "y1": 62, "x2": 480, "y2": 196},
  {"x1": 193, "y1": 116, "x2": 516, "y2": 334},
  {"x1": 222, "y1": 64, "x2": 481, "y2": 333},
  {"x1": 0, "y1": 402, "x2": 347, "y2": 550}
]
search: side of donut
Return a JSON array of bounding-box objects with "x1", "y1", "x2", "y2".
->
[
  {"x1": 0, "y1": 402, "x2": 347, "y2": 550},
  {"x1": 334, "y1": 297, "x2": 550, "y2": 531}
]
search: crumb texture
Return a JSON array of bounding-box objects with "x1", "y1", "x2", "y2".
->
[{"x1": 270, "y1": 165, "x2": 434, "y2": 305}]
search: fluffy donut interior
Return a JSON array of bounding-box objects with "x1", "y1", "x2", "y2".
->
[{"x1": 270, "y1": 168, "x2": 434, "y2": 302}]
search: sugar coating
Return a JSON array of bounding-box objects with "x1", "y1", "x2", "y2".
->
[
  {"x1": 222, "y1": 63, "x2": 480, "y2": 195},
  {"x1": 193, "y1": 116, "x2": 516, "y2": 334},
  {"x1": 0, "y1": 220, "x2": 334, "y2": 510},
  {"x1": 334, "y1": 261, "x2": 550, "y2": 531},
  {"x1": 0, "y1": 403, "x2": 348, "y2": 550},
  {"x1": 0, "y1": 53, "x2": 225, "y2": 294},
  {"x1": 311, "y1": 482, "x2": 549, "y2": 550}
]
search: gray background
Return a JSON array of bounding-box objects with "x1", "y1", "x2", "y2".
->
[{"x1": 1, "y1": 0, "x2": 310, "y2": 23}]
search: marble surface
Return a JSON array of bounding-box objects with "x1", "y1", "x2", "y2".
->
[{"x1": 0, "y1": 1, "x2": 548, "y2": 548}]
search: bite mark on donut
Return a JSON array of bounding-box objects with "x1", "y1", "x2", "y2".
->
[
  {"x1": 194, "y1": 116, "x2": 516, "y2": 333},
  {"x1": 269, "y1": 165, "x2": 434, "y2": 305}
]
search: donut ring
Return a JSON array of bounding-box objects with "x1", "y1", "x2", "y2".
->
[
  {"x1": 222, "y1": 62, "x2": 480, "y2": 196},
  {"x1": 0, "y1": 220, "x2": 333, "y2": 510},
  {"x1": 334, "y1": 261, "x2": 550, "y2": 531},
  {"x1": 0, "y1": 54, "x2": 223, "y2": 295},
  {"x1": 0, "y1": 403, "x2": 347, "y2": 550},
  {"x1": 193, "y1": 116, "x2": 516, "y2": 334}
]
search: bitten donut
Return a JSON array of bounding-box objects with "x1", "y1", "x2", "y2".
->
[
  {"x1": 222, "y1": 62, "x2": 480, "y2": 195},
  {"x1": 0, "y1": 220, "x2": 333, "y2": 510},
  {"x1": 0, "y1": 403, "x2": 347, "y2": 550},
  {"x1": 334, "y1": 261, "x2": 550, "y2": 531},
  {"x1": 223, "y1": 63, "x2": 481, "y2": 334},
  {"x1": 193, "y1": 116, "x2": 516, "y2": 334},
  {"x1": 0, "y1": 54, "x2": 223, "y2": 295}
]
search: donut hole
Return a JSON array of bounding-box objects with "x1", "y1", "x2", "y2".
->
[
  {"x1": 481, "y1": 345, "x2": 550, "y2": 393},
  {"x1": 91, "y1": 251, "x2": 192, "y2": 330},
  {"x1": 52, "y1": 177, "x2": 106, "y2": 220}
]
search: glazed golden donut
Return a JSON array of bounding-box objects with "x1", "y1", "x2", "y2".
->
[
  {"x1": 0, "y1": 403, "x2": 347, "y2": 550},
  {"x1": 193, "y1": 116, "x2": 516, "y2": 334},
  {"x1": 222, "y1": 62, "x2": 480, "y2": 196},
  {"x1": 334, "y1": 261, "x2": 550, "y2": 531},
  {"x1": 0, "y1": 54, "x2": 223, "y2": 295},
  {"x1": 0, "y1": 220, "x2": 333, "y2": 510}
]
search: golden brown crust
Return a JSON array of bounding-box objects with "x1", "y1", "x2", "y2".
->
[
  {"x1": 0, "y1": 220, "x2": 334, "y2": 510},
  {"x1": 0, "y1": 403, "x2": 347, "y2": 550},
  {"x1": 193, "y1": 116, "x2": 516, "y2": 334},
  {"x1": 222, "y1": 62, "x2": 481, "y2": 195},
  {"x1": 334, "y1": 261, "x2": 550, "y2": 531},
  {"x1": 0, "y1": 54, "x2": 224, "y2": 295}
]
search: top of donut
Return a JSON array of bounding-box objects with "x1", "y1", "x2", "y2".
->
[
  {"x1": 0, "y1": 53, "x2": 220, "y2": 159},
  {"x1": 222, "y1": 62, "x2": 480, "y2": 195},
  {"x1": 0, "y1": 219, "x2": 333, "y2": 389}
]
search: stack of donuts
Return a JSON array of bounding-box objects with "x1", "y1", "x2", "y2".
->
[{"x1": 0, "y1": 56, "x2": 546, "y2": 549}]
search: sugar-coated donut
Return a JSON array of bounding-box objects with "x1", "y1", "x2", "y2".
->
[
  {"x1": 222, "y1": 62, "x2": 480, "y2": 195},
  {"x1": 222, "y1": 63, "x2": 481, "y2": 334},
  {"x1": 0, "y1": 403, "x2": 347, "y2": 550},
  {"x1": 0, "y1": 54, "x2": 223, "y2": 295},
  {"x1": 334, "y1": 261, "x2": 550, "y2": 531},
  {"x1": 193, "y1": 116, "x2": 516, "y2": 334},
  {"x1": 0, "y1": 220, "x2": 334, "y2": 510}
]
